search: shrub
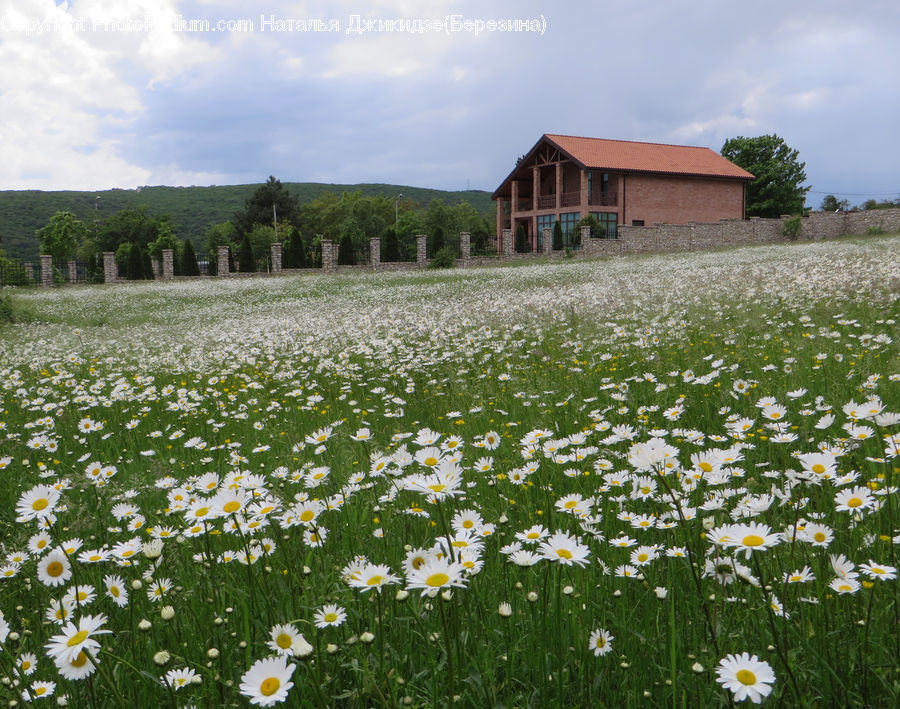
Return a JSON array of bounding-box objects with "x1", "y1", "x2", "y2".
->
[
  {"x1": 782, "y1": 215, "x2": 802, "y2": 240},
  {"x1": 553, "y1": 221, "x2": 563, "y2": 250},
  {"x1": 865, "y1": 225, "x2": 886, "y2": 236},
  {"x1": 428, "y1": 246, "x2": 456, "y2": 269}
]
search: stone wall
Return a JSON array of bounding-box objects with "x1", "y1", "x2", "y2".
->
[{"x1": 22, "y1": 210, "x2": 898, "y2": 289}]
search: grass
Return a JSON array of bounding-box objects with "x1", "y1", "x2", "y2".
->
[{"x1": 0, "y1": 235, "x2": 898, "y2": 707}]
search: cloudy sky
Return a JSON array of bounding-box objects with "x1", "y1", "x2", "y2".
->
[{"x1": 2, "y1": 0, "x2": 898, "y2": 207}]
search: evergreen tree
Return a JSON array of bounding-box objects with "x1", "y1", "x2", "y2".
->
[
  {"x1": 237, "y1": 233, "x2": 256, "y2": 272},
  {"x1": 430, "y1": 226, "x2": 445, "y2": 257},
  {"x1": 515, "y1": 223, "x2": 528, "y2": 253},
  {"x1": 338, "y1": 232, "x2": 356, "y2": 265},
  {"x1": 382, "y1": 226, "x2": 401, "y2": 262},
  {"x1": 552, "y1": 220, "x2": 563, "y2": 250},
  {"x1": 181, "y1": 239, "x2": 200, "y2": 276},
  {"x1": 142, "y1": 248, "x2": 154, "y2": 280},
  {"x1": 126, "y1": 243, "x2": 142, "y2": 280}
]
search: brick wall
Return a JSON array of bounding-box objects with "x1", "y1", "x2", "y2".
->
[{"x1": 625, "y1": 174, "x2": 746, "y2": 225}]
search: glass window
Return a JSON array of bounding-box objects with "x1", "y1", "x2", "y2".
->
[
  {"x1": 590, "y1": 212, "x2": 618, "y2": 239},
  {"x1": 560, "y1": 212, "x2": 580, "y2": 248}
]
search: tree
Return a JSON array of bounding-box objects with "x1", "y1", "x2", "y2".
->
[
  {"x1": 36, "y1": 211, "x2": 88, "y2": 261},
  {"x1": 181, "y1": 239, "x2": 200, "y2": 276},
  {"x1": 515, "y1": 223, "x2": 528, "y2": 253},
  {"x1": 237, "y1": 233, "x2": 256, "y2": 273},
  {"x1": 721, "y1": 134, "x2": 809, "y2": 218},
  {"x1": 552, "y1": 220, "x2": 563, "y2": 250},
  {"x1": 381, "y1": 226, "x2": 401, "y2": 262},
  {"x1": 233, "y1": 176, "x2": 300, "y2": 237}
]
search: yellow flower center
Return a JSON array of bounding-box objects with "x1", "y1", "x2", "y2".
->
[
  {"x1": 46, "y1": 561, "x2": 64, "y2": 577},
  {"x1": 742, "y1": 535, "x2": 765, "y2": 547},
  {"x1": 223, "y1": 501, "x2": 241, "y2": 514},
  {"x1": 32, "y1": 498, "x2": 49, "y2": 511},
  {"x1": 736, "y1": 669, "x2": 757, "y2": 686},
  {"x1": 424, "y1": 457, "x2": 438, "y2": 467},
  {"x1": 276, "y1": 633, "x2": 292, "y2": 649},
  {"x1": 194, "y1": 507, "x2": 210, "y2": 517},
  {"x1": 324, "y1": 613, "x2": 338, "y2": 623},
  {"x1": 698, "y1": 462, "x2": 713, "y2": 473},
  {"x1": 637, "y1": 554, "x2": 648, "y2": 562},
  {"x1": 366, "y1": 575, "x2": 384, "y2": 586},
  {"x1": 426, "y1": 573, "x2": 450, "y2": 587},
  {"x1": 814, "y1": 532, "x2": 826, "y2": 542},
  {"x1": 67, "y1": 630, "x2": 89, "y2": 647},
  {"x1": 71, "y1": 651, "x2": 88, "y2": 668},
  {"x1": 847, "y1": 497, "x2": 862, "y2": 508},
  {"x1": 557, "y1": 549, "x2": 573, "y2": 560},
  {"x1": 412, "y1": 557, "x2": 425, "y2": 569},
  {"x1": 564, "y1": 500, "x2": 578, "y2": 509},
  {"x1": 811, "y1": 463, "x2": 826, "y2": 474},
  {"x1": 427, "y1": 484, "x2": 446, "y2": 493},
  {"x1": 35, "y1": 686, "x2": 47, "y2": 696},
  {"x1": 260, "y1": 677, "x2": 281, "y2": 696},
  {"x1": 300, "y1": 510, "x2": 315, "y2": 522},
  {"x1": 110, "y1": 587, "x2": 121, "y2": 597}
]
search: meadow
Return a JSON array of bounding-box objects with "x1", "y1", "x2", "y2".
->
[{"x1": 0, "y1": 234, "x2": 898, "y2": 707}]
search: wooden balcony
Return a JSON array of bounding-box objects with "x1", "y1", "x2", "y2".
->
[
  {"x1": 537, "y1": 194, "x2": 556, "y2": 209},
  {"x1": 560, "y1": 191, "x2": 580, "y2": 207}
]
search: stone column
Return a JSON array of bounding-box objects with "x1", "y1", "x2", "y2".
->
[
  {"x1": 103, "y1": 252, "x2": 117, "y2": 283},
  {"x1": 501, "y1": 228, "x2": 514, "y2": 257},
  {"x1": 322, "y1": 239, "x2": 336, "y2": 273},
  {"x1": 152, "y1": 261, "x2": 160, "y2": 279},
  {"x1": 459, "y1": 232, "x2": 470, "y2": 266},
  {"x1": 542, "y1": 228, "x2": 552, "y2": 255},
  {"x1": 416, "y1": 234, "x2": 427, "y2": 268},
  {"x1": 217, "y1": 246, "x2": 230, "y2": 277},
  {"x1": 40, "y1": 255, "x2": 53, "y2": 288},
  {"x1": 271, "y1": 242, "x2": 282, "y2": 273},
  {"x1": 162, "y1": 249, "x2": 174, "y2": 279},
  {"x1": 369, "y1": 237, "x2": 381, "y2": 270},
  {"x1": 24, "y1": 263, "x2": 34, "y2": 284},
  {"x1": 580, "y1": 225, "x2": 591, "y2": 251},
  {"x1": 532, "y1": 166, "x2": 540, "y2": 210},
  {"x1": 68, "y1": 260, "x2": 77, "y2": 284}
]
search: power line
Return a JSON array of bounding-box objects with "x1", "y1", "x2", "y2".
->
[{"x1": 807, "y1": 189, "x2": 899, "y2": 196}]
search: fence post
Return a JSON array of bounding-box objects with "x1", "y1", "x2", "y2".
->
[
  {"x1": 322, "y1": 239, "x2": 336, "y2": 273},
  {"x1": 369, "y1": 237, "x2": 381, "y2": 271},
  {"x1": 162, "y1": 249, "x2": 174, "y2": 279},
  {"x1": 217, "y1": 246, "x2": 230, "y2": 277},
  {"x1": 103, "y1": 252, "x2": 117, "y2": 283},
  {"x1": 501, "y1": 229, "x2": 513, "y2": 257},
  {"x1": 40, "y1": 255, "x2": 53, "y2": 287},
  {"x1": 580, "y1": 225, "x2": 591, "y2": 252},
  {"x1": 416, "y1": 234, "x2": 427, "y2": 268},
  {"x1": 542, "y1": 228, "x2": 552, "y2": 255},
  {"x1": 24, "y1": 263, "x2": 35, "y2": 284},
  {"x1": 459, "y1": 232, "x2": 470, "y2": 267},
  {"x1": 68, "y1": 260, "x2": 77, "y2": 284},
  {"x1": 271, "y1": 242, "x2": 282, "y2": 273}
]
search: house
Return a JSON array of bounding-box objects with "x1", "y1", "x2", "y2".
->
[{"x1": 492, "y1": 134, "x2": 754, "y2": 251}]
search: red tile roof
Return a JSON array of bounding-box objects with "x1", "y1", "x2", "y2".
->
[{"x1": 544, "y1": 134, "x2": 754, "y2": 180}]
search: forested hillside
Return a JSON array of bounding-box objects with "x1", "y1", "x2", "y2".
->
[{"x1": 0, "y1": 183, "x2": 493, "y2": 261}]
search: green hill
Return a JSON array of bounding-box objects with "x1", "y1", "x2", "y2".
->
[{"x1": 0, "y1": 183, "x2": 494, "y2": 262}]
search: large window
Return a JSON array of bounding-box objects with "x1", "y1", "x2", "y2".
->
[
  {"x1": 590, "y1": 212, "x2": 618, "y2": 239},
  {"x1": 536, "y1": 214, "x2": 554, "y2": 243},
  {"x1": 560, "y1": 212, "x2": 581, "y2": 248}
]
